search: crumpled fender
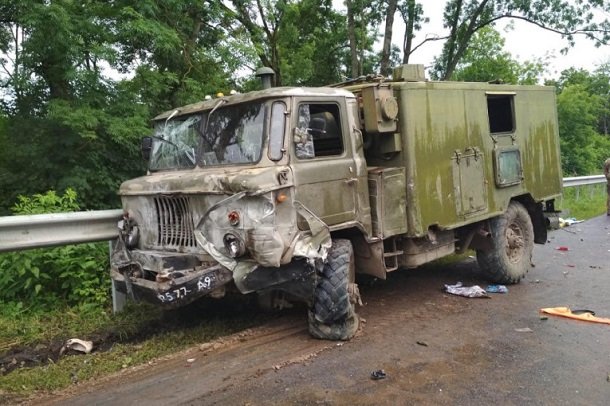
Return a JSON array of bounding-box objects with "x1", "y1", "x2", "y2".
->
[{"x1": 195, "y1": 201, "x2": 331, "y2": 294}]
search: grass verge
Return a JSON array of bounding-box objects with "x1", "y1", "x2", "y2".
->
[
  {"x1": 0, "y1": 295, "x2": 272, "y2": 403},
  {"x1": 557, "y1": 183, "x2": 606, "y2": 219}
]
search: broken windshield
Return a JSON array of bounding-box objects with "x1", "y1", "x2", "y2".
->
[
  {"x1": 150, "y1": 115, "x2": 200, "y2": 171},
  {"x1": 199, "y1": 102, "x2": 265, "y2": 166}
]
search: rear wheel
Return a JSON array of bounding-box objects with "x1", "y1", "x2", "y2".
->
[
  {"x1": 476, "y1": 201, "x2": 534, "y2": 284},
  {"x1": 308, "y1": 239, "x2": 359, "y2": 340}
]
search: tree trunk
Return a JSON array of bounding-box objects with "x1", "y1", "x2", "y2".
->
[
  {"x1": 380, "y1": 0, "x2": 397, "y2": 76},
  {"x1": 401, "y1": 0, "x2": 416, "y2": 64},
  {"x1": 346, "y1": 0, "x2": 359, "y2": 78}
]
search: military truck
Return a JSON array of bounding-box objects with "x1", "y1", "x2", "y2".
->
[{"x1": 110, "y1": 65, "x2": 562, "y2": 340}]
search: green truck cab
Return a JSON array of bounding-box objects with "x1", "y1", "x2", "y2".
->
[{"x1": 110, "y1": 65, "x2": 562, "y2": 340}]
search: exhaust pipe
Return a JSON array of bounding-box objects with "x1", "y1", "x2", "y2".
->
[{"x1": 255, "y1": 67, "x2": 275, "y2": 89}]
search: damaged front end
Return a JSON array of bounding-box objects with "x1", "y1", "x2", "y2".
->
[
  {"x1": 110, "y1": 173, "x2": 331, "y2": 309},
  {"x1": 111, "y1": 234, "x2": 233, "y2": 308}
]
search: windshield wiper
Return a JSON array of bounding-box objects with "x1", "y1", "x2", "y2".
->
[
  {"x1": 201, "y1": 99, "x2": 228, "y2": 139},
  {"x1": 152, "y1": 109, "x2": 181, "y2": 147},
  {"x1": 150, "y1": 134, "x2": 179, "y2": 148}
]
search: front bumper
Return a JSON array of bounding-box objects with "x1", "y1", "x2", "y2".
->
[{"x1": 111, "y1": 250, "x2": 233, "y2": 308}]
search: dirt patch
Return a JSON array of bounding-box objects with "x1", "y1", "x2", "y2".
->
[{"x1": 0, "y1": 293, "x2": 278, "y2": 377}]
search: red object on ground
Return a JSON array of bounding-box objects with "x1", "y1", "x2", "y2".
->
[{"x1": 555, "y1": 246, "x2": 569, "y2": 251}]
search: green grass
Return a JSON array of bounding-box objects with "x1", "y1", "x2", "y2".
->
[
  {"x1": 0, "y1": 296, "x2": 270, "y2": 401},
  {"x1": 557, "y1": 183, "x2": 606, "y2": 219}
]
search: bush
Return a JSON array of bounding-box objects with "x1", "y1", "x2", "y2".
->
[{"x1": 0, "y1": 189, "x2": 110, "y2": 308}]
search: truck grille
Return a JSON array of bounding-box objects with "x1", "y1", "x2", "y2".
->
[{"x1": 153, "y1": 196, "x2": 196, "y2": 247}]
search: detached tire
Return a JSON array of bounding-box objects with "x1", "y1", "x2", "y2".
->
[
  {"x1": 476, "y1": 201, "x2": 534, "y2": 284},
  {"x1": 308, "y1": 239, "x2": 359, "y2": 341}
]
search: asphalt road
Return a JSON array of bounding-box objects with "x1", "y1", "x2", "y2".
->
[{"x1": 45, "y1": 215, "x2": 610, "y2": 405}]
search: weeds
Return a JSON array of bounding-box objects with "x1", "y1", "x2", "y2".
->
[
  {"x1": 0, "y1": 296, "x2": 270, "y2": 398},
  {"x1": 557, "y1": 183, "x2": 606, "y2": 219}
]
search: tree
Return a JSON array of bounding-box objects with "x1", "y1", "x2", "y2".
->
[
  {"x1": 379, "y1": 0, "x2": 398, "y2": 76},
  {"x1": 0, "y1": 0, "x2": 147, "y2": 211},
  {"x1": 397, "y1": 0, "x2": 428, "y2": 65},
  {"x1": 451, "y1": 26, "x2": 545, "y2": 84},
  {"x1": 344, "y1": 0, "x2": 384, "y2": 78},
  {"x1": 277, "y1": 0, "x2": 349, "y2": 85},
  {"x1": 115, "y1": 0, "x2": 235, "y2": 110},
  {"x1": 550, "y1": 64, "x2": 610, "y2": 136},
  {"x1": 432, "y1": 0, "x2": 610, "y2": 80},
  {"x1": 556, "y1": 84, "x2": 609, "y2": 175}
]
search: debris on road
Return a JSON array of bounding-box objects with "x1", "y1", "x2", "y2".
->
[
  {"x1": 486, "y1": 285, "x2": 508, "y2": 294},
  {"x1": 444, "y1": 282, "x2": 488, "y2": 298},
  {"x1": 559, "y1": 218, "x2": 583, "y2": 227},
  {"x1": 540, "y1": 307, "x2": 610, "y2": 325},
  {"x1": 416, "y1": 341, "x2": 428, "y2": 347},
  {"x1": 59, "y1": 339, "x2": 93, "y2": 356},
  {"x1": 514, "y1": 328, "x2": 533, "y2": 333},
  {"x1": 555, "y1": 246, "x2": 569, "y2": 251},
  {"x1": 370, "y1": 369, "x2": 387, "y2": 380}
]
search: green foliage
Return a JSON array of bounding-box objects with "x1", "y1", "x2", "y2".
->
[
  {"x1": 556, "y1": 83, "x2": 610, "y2": 175},
  {"x1": 10, "y1": 188, "x2": 78, "y2": 215},
  {"x1": 558, "y1": 184, "x2": 606, "y2": 220},
  {"x1": 0, "y1": 190, "x2": 110, "y2": 307},
  {"x1": 277, "y1": 0, "x2": 348, "y2": 85},
  {"x1": 451, "y1": 27, "x2": 546, "y2": 84},
  {"x1": 433, "y1": 0, "x2": 610, "y2": 80}
]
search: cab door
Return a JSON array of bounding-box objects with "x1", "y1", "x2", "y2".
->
[{"x1": 290, "y1": 98, "x2": 357, "y2": 227}]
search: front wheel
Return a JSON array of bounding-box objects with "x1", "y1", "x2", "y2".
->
[
  {"x1": 308, "y1": 239, "x2": 359, "y2": 340},
  {"x1": 476, "y1": 201, "x2": 534, "y2": 284}
]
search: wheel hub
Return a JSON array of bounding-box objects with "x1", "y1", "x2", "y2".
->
[{"x1": 505, "y1": 223, "x2": 524, "y2": 263}]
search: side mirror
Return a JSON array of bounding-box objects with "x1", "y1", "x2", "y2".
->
[{"x1": 141, "y1": 136, "x2": 153, "y2": 161}]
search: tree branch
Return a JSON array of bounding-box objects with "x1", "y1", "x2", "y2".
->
[
  {"x1": 409, "y1": 34, "x2": 450, "y2": 56},
  {"x1": 477, "y1": 13, "x2": 610, "y2": 43},
  {"x1": 255, "y1": 0, "x2": 273, "y2": 39}
]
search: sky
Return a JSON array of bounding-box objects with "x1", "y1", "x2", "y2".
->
[{"x1": 385, "y1": 2, "x2": 610, "y2": 79}]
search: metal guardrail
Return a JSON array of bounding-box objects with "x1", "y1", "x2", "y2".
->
[
  {"x1": 0, "y1": 175, "x2": 606, "y2": 253},
  {"x1": 562, "y1": 175, "x2": 605, "y2": 187},
  {"x1": 0, "y1": 209, "x2": 122, "y2": 253}
]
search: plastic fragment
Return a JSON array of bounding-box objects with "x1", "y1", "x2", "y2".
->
[
  {"x1": 540, "y1": 307, "x2": 610, "y2": 325},
  {"x1": 59, "y1": 339, "x2": 93, "y2": 356},
  {"x1": 486, "y1": 285, "x2": 508, "y2": 294},
  {"x1": 559, "y1": 217, "x2": 583, "y2": 227},
  {"x1": 371, "y1": 369, "x2": 387, "y2": 380},
  {"x1": 444, "y1": 282, "x2": 488, "y2": 298},
  {"x1": 555, "y1": 246, "x2": 569, "y2": 251}
]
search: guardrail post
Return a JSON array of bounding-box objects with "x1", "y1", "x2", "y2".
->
[{"x1": 109, "y1": 240, "x2": 127, "y2": 313}]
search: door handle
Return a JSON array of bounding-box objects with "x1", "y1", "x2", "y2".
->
[{"x1": 344, "y1": 178, "x2": 357, "y2": 185}]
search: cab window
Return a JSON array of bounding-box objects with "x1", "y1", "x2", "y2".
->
[{"x1": 295, "y1": 103, "x2": 343, "y2": 159}]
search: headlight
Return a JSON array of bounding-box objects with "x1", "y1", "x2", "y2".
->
[
  {"x1": 223, "y1": 232, "x2": 246, "y2": 258},
  {"x1": 125, "y1": 225, "x2": 140, "y2": 249},
  {"x1": 262, "y1": 200, "x2": 275, "y2": 217},
  {"x1": 119, "y1": 217, "x2": 140, "y2": 249}
]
